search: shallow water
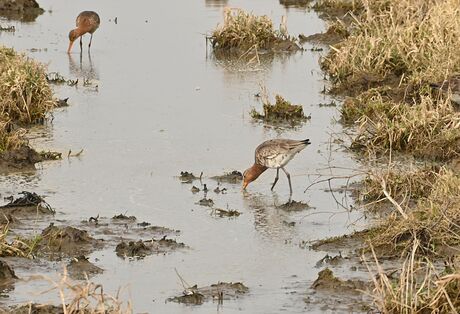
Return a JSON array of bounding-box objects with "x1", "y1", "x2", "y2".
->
[{"x1": 0, "y1": 0, "x2": 369, "y2": 312}]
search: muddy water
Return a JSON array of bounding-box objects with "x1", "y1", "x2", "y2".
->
[{"x1": 0, "y1": 0, "x2": 369, "y2": 313}]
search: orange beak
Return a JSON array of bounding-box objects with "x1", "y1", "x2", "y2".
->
[{"x1": 67, "y1": 40, "x2": 74, "y2": 54}]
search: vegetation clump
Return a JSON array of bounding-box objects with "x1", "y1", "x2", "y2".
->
[
  {"x1": 251, "y1": 94, "x2": 309, "y2": 126},
  {"x1": 210, "y1": 8, "x2": 299, "y2": 53},
  {"x1": 0, "y1": 46, "x2": 56, "y2": 169},
  {"x1": 0, "y1": 47, "x2": 54, "y2": 125}
]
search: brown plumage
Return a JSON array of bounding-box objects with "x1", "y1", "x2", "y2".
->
[
  {"x1": 67, "y1": 11, "x2": 100, "y2": 54},
  {"x1": 242, "y1": 138, "x2": 311, "y2": 195}
]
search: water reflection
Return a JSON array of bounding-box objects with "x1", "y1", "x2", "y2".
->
[
  {"x1": 243, "y1": 191, "x2": 298, "y2": 240},
  {"x1": 68, "y1": 52, "x2": 98, "y2": 80},
  {"x1": 279, "y1": 0, "x2": 311, "y2": 9},
  {"x1": 205, "y1": 0, "x2": 229, "y2": 8}
]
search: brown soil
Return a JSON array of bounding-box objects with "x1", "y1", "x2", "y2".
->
[
  {"x1": 310, "y1": 229, "x2": 371, "y2": 252},
  {"x1": 0, "y1": 191, "x2": 54, "y2": 218},
  {"x1": 7, "y1": 304, "x2": 63, "y2": 314},
  {"x1": 279, "y1": 0, "x2": 311, "y2": 9},
  {"x1": 168, "y1": 282, "x2": 249, "y2": 305},
  {"x1": 80, "y1": 215, "x2": 180, "y2": 242},
  {"x1": 179, "y1": 171, "x2": 200, "y2": 183},
  {"x1": 0, "y1": 0, "x2": 44, "y2": 22},
  {"x1": 67, "y1": 256, "x2": 103, "y2": 280},
  {"x1": 299, "y1": 24, "x2": 348, "y2": 46},
  {"x1": 277, "y1": 200, "x2": 313, "y2": 212},
  {"x1": 212, "y1": 208, "x2": 241, "y2": 218},
  {"x1": 311, "y1": 268, "x2": 368, "y2": 292},
  {"x1": 0, "y1": 259, "x2": 17, "y2": 281},
  {"x1": 211, "y1": 171, "x2": 243, "y2": 184},
  {"x1": 0, "y1": 146, "x2": 43, "y2": 173},
  {"x1": 39, "y1": 223, "x2": 102, "y2": 257},
  {"x1": 115, "y1": 237, "x2": 186, "y2": 258},
  {"x1": 197, "y1": 198, "x2": 214, "y2": 207}
]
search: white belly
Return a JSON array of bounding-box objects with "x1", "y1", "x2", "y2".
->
[{"x1": 265, "y1": 153, "x2": 294, "y2": 168}]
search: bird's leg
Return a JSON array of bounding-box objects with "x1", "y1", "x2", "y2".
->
[
  {"x1": 281, "y1": 167, "x2": 292, "y2": 196},
  {"x1": 271, "y1": 168, "x2": 280, "y2": 191},
  {"x1": 89, "y1": 34, "x2": 93, "y2": 49},
  {"x1": 79, "y1": 36, "x2": 83, "y2": 52}
]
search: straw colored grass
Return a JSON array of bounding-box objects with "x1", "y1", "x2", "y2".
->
[
  {"x1": 210, "y1": 8, "x2": 296, "y2": 52},
  {"x1": 0, "y1": 225, "x2": 40, "y2": 258},
  {"x1": 350, "y1": 96, "x2": 460, "y2": 160},
  {"x1": 368, "y1": 169, "x2": 460, "y2": 255},
  {"x1": 367, "y1": 241, "x2": 460, "y2": 313},
  {"x1": 322, "y1": 0, "x2": 460, "y2": 92},
  {"x1": 0, "y1": 46, "x2": 54, "y2": 124},
  {"x1": 23, "y1": 267, "x2": 132, "y2": 313},
  {"x1": 318, "y1": 0, "x2": 460, "y2": 160},
  {"x1": 0, "y1": 46, "x2": 55, "y2": 154}
]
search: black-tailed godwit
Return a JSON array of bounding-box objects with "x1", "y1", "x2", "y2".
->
[
  {"x1": 242, "y1": 139, "x2": 311, "y2": 194},
  {"x1": 67, "y1": 11, "x2": 100, "y2": 54}
]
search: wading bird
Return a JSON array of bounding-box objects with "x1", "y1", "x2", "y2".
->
[
  {"x1": 242, "y1": 139, "x2": 311, "y2": 195},
  {"x1": 67, "y1": 11, "x2": 100, "y2": 54},
  {"x1": 430, "y1": 74, "x2": 460, "y2": 105}
]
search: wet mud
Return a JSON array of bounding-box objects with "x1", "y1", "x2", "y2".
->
[
  {"x1": 0, "y1": 191, "x2": 54, "y2": 218},
  {"x1": 7, "y1": 304, "x2": 63, "y2": 314},
  {"x1": 0, "y1": 0, "x2": 43, "y2": 21},
  {"x1": 168, "y1": 282, "x2": 249, "y2": 305},
  {"x1": 211, "y1": 170, "x2": 243, "y2": 184},
  {"x1": 277, "y1": 200, "x2": 313, "y2": 212},
  {"x1": 115, "y1": 237, "x2": 185, "y2": 259},
  {"x1": 0, "y1": 147, "x2": 42, "y2": 173},
  {"x1": 39, "y1": 223, "x2": 103, "y2": 257},
  {"x1": 67, "y1": 256, "x2": 103, "y2": 280}
]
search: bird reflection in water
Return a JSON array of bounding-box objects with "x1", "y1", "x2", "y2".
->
[
  {"x1": 242, "y1": 190, "x2": 298, "y2": 240},
  {"x1": 68, "y1": 51, "x2": 98, "y2": 82}
]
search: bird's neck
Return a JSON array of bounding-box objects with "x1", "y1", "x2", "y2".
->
[
  {"x1": 73, "y1": 27, "x2": 87, "y2": 37},
  {"x1": 249, "y1": 163, "x2": 268, "y2": 179}
]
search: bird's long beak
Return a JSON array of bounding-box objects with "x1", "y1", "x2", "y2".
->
[
  {"x1": 242, "y1": 181, "x2": 248, "y2": 190},
  {"x1": 67, "y1": 40, "x2": 74, "y2": 54}
]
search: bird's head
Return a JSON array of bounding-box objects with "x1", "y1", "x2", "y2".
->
[
  {"x1": 67, "y1": 30, "x2": 79, "y2": 53},
  {"x1": 242, "y1": 164, "x2": 267, "y2": 190}
]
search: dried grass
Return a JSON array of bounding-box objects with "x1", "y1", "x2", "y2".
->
[
  {"x1": 210, "y1": 8, "x2": 296, "y2": 52},
  {"x1": 0, "y1": 46, "x2": 55, "y2": 153},
  {"x1": 367, "y1": 240, "x2": 460, "y2": 313},
  {"x1": 25, "y1": 267, "x2": 132, "y2": 313},
  {"x1": 0, "y1": 46, "x2": 55, "y2": 124},
  {"x1": 368, "y1": 168, "x2": 460, "y2": 255}
]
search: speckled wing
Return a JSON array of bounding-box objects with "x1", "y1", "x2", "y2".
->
[
  {"x1": 255, "y1": 139, "x2": 310, "y2": 168},
  {"x1": 76, "y1": 11, "x2": 101, "y2": 32}
]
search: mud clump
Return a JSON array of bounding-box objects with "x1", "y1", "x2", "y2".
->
[
  {"x1": 0, "y1": 259, "x2": 17, "y2": 281},
  {"x1": 116, "y1": 237, "x2": 185, "y2": 258},
  {"x1": 179, "y1": 171, "x2": 200, "y2": 183},
  {"x1": 278, "y1": 200, "x2": 313, "y2": 212},
  {"x1": 197, "y1": 197, "x2": 214, "y2": 207},
  {"x1": 211, "y1": 170, "x2": 243, "y2": 184},
  {"x1": 168, "y1": 282, "x2": 249, "y2": 305},
  {"x1": 0, "y1": 191, "x2": 54, "y2": 217},
  {"x1": 299, "y1": 22, "x2": 349, "y2": 46},
  {"x1": 0, "y1": 146, "x2": 43, "y2": 172},
  {"x1": 39, "y1": 223, "x2": 101, "y2": 257},
  {"x1": 67, "y1": 256, "x2": 103, "y2": 280},
  {"x1": 251, "y1": 95, "x2": 310, "y2": 126},
  {"x1": 8, "y1": 304, "x2": 64, "y2": 313},
  {"x1": 112, "y1": 213, "x2": 136, "y2": 221},
  {"x1": 0, "y1": 0, "x2": 44, "y2": 21},
  {"x1": 212, "y1": 208, "x2": 241, "y2": 218},
  {"x1": 279, "y1": 0, "x2": 311, "y2": 9},
  {"x1": 312, "y1": 268, "x2": 367, "y2": 293}
]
